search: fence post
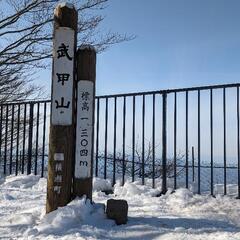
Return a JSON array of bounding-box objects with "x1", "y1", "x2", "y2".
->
[
  {"x1": 9, "y1": 105, "x2": 14, "y2": 175},
  {"x1": 41, "y1": 102, "x2": 47, "y2": 178},
  {"x1": 192, "y1": 146, "x2": 195, "y2": 182},
  {"x1": 73, "y1": 46, "x2": 96, "y2": 200},
  {"x1": 4, "y1": 105, "x2": 9, "y2": 175},
  {"x1": 46, "y1": 3, "x2": 77, "y2": 213},
  {"x1": 161, "y1": 92, "x2": 167, "y2": 194},
  {"x1": 21, "y1": 104, "x2": 27, "y2": 174},
  {"x1": 27, "y1": 103, "x2": 34, "y2": 174}
]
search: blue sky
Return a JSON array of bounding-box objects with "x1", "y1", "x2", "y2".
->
[
  {"x1": 94, "y1": 0, "x2": 240, "y2": 95},
  {"x1": 90, "y1": 0, "x2": 240, "y2": 163},
  {"x1": 37, "y1": 0, "x2": 240, "y2": 163},
  {"x1": 40, "y1": 0, "x2": 240, "y2": 96}
]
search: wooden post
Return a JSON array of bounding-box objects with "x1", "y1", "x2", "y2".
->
[
  {"x1": 73, "y1": 45, "x2": 96, "y2": 200},
  {"x1": 46, "y1": 3, "x2": 77, "y2": 213}
]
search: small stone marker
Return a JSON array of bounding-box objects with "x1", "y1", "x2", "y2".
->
[{"x1": 106, "y1": 199, "x2": 128, "y2": 225}]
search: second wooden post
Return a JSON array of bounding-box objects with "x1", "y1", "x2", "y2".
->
[{"x1": 73, "y1": 45, "x2": 96, "y2": 200}]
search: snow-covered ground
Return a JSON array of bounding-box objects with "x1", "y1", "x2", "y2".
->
[{"x1": 0, "y1": 175, "x2": 240, "y2": 240}]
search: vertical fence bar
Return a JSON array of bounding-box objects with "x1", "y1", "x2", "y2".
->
[
  {"x1": 27, "y1": 103, "x2": 34, "y2": 175},
  {"x1": 0, "y1": 105, "x2": 3, "y2": 166},
  {"x1": 223, "y1": 88, "x2": 227, "y2": 195},
  {"x1": 152, "y1": 94, "x2": 156, "y2": 188},
  {"x1": 22, "y1": 103, "x2": 27, "y2": 174},
  {"x1": 122, "y1": 96, "x2": 126, "y2": 185},
  {"x1": 19, "y1": 151, "x2": 21, "y2": 172},
  {"x1": 113, "y1": 97, "x2": 117, "y2": 185},
  {"x1": 34, "y1": 102, "x2": 40, "y2": 175},
  {"x1": 41, "y1": 102, "x2": 47, "y2": 177},
  {"x1": 174, "y1": 92, "x2": 177, "y2": 189},
  {"x1": 185, "y1": 91, "x2": 189, "y2": 188},
  {"x1": 4, "y1": 105, "x2": 9, "y2": 174},
  {"x1": 9, "y1": 105, "x2": 14, "y2": 174},
  {"x1": 132, "y1": 96, "x2": 135, "y2": 182},
  {"x1": 142, "y1": 94, "x2": 145, "y2": 185},
  {"x1": 237, "y1": 87, "x2": 240, "y2": 199},
  {"x1": 198, "y1": 90, "x2": 201, "y2": 194},
  {"x1": 104, "y1": 97, "x2": 108, "y2": 179},
  {"x1": 162, "y1": 92, "x2": 167, "y2": 194},
  {"x1": 15, "y1": 104, "x2": 20, "y2": 176},
  {"x1": 95, "y1": 98, "x2": 99, "y2": 177},
  {"x1": 210, "y1": 89, "x2": 214, "y2": 195},
  {"x1": 192, "y1": 146, "x2": 195, "y2": 182}
]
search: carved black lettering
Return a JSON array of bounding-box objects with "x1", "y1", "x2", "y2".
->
[
  {"x1": 79, "y1": 161, "x2": 88, "y2": 166},
  {"x1": 57, "y1": 43, "x2": 73, "y2": 60},
  {"x1": 80, "y1": 139, "x2": 88, "y2": 147},
  {"x1": 55, "y1": 97, "x2": 70, "y2": 109},
  {"x1": 56, "y1": 73, "x2": 70, "y2": 85}
]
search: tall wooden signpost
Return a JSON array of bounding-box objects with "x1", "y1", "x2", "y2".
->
[
  {"x1": 73, "y1": 46, "x2": 96, "y2": 200},
  {"x1": 46, "y1": 3, "x2": 77, "y2": 213},
  {"x1": 47, "y1": 2, "x2": 95, "y2": 213}
]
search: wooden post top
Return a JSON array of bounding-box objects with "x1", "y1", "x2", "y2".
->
[
  {"x1": 54, "y1": 2, "x2": 78, "y2": 30},
  {"x1": 77, "y1": 45, "x2": 96, "y2": 81}
]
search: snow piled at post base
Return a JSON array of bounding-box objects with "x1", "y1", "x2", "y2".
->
[{"x1": 0, "y1": 175, "x2": 240, "y2": 240}]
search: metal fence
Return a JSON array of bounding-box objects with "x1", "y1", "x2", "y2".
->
[
  {"x1": 1, "y1": 83, "x2": 240, "y2": 197},
  {"x1": 0, "y1": 101, "x2": 50, "y2": 177}
]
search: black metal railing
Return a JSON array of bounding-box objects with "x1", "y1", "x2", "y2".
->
[
  {"x1": 95, "y1": 83, "x2": 240, "y2": 197},
  {"x1": 0, "y1": 100, "x2": 49, "y2": 177},
  {"x1": 0, "y1": 83, "x2": 240, "y2": 197}
]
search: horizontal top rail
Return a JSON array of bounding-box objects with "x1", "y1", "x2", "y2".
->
[
  {"x1": 0, "y1": 99, "x2": 51, "y2": 105},
  {"x1": 1, "y1": 82, "x2": 240, "y2": 104},
  {"x1": 96, "y1": 83, "x2": 240, "y2": 99}
]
